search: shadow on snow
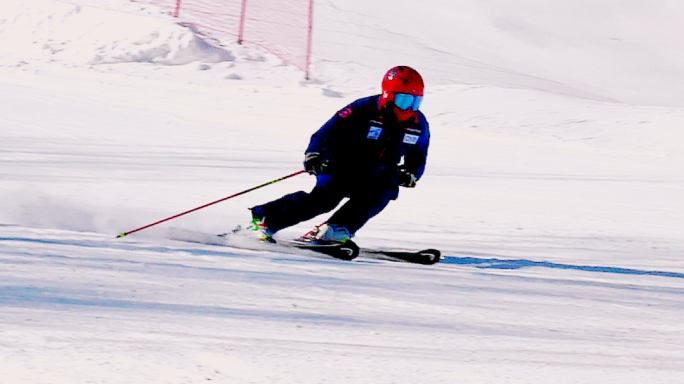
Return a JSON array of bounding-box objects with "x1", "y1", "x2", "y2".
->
[{"x1": 442, "y1": 255, "x2": 684, "y2": 279}]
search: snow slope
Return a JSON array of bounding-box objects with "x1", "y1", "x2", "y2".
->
[{"x1": 1, "y1": 0, "x2": 683, "y2": 383}]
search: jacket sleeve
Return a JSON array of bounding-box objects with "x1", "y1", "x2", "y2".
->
[
  {"x1": 306, "y1": 103, "x2": 356, "y2": 157},
  {"x1": 404, "y1": 116, "x2": 430, "y2": 180}
]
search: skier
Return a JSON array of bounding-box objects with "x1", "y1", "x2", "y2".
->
[{"x1": 249, "y1": 66, "x2": 430, "y2": 243}]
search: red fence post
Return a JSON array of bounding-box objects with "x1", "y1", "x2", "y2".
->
[
  {"x1": 174, "y1": 0, "x2": 182, "y2": 18},
  {"x1": 238, "y1": 0, "x2": 248, "y2": 44},
  {"x1": 305, "y1": 0, "x2": 314, "y2": 79}
]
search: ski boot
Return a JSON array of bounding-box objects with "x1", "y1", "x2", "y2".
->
[
  {"x1": 247, "y1": 211, "x2": 275, "y2": 243},
  {"x1": 318, "y1": 223, "x2": 351, "y2": 243}
]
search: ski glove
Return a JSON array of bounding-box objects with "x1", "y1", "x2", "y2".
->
[
  {"x1": 398, "y1": 167, "x2": 418, "y2": 188},
  {"x1": 304, "y1": 152, "x2": 329, "y2": 175}
]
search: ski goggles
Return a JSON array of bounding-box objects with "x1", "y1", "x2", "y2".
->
[{"x1": 392, "y1": 93, "x2": 423, "y2": 111}]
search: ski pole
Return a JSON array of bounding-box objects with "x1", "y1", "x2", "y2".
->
[{"x1": 116, "y1": 170, "x2": 306, "y2": 238}]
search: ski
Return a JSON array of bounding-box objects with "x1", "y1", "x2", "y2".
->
[
  {"x1": 232, "y1": 224, "x2": 360, "y2": 261},
  {"x1": 166, "y1": 227, "x2": 359, "y2": 261},
  {"x1": 165, "y1": 227, "x2": 437, "y2": 264},
  {"x1": 361, "y1": 248, "x2": 442, "y2": 265},
  {"x1": 280, "y1": 238, "x2": 360, "y2": 261}
]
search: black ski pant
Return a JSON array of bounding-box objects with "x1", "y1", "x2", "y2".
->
[{"x1": 251, "y1": 167, "x2": 400, "y2": 236}]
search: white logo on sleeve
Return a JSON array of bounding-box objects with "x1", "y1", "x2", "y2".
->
[
  {"x1": 403, "y1": 134, "x2": 419, "y2": 145},
  {"x1": 367, "y1": 126, "x2": 383, "y2": 140}
]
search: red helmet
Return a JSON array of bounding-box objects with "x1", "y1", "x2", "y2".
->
[{"x1": 379, "y1": 66, "x2": 424, "y2": 121}]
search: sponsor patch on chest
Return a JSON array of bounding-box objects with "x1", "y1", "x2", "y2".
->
[
  {"x1": 403, "y1": 133, "x2": 420, "y2": 145},
  {"x1": 367, "y1": 126, "x2": 383, "y2": 140}
]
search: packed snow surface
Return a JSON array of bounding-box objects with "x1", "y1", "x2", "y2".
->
[{"x1": 1, "y1": 0, "x2": 683, "y2": 383}]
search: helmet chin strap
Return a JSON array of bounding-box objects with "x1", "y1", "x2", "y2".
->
[{"x1": 385, "y1": 103, "x2": 415, "y2": 123}]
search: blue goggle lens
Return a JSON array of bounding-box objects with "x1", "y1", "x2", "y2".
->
[{"x1": 393, "y1": 93, "x2": 423, "y2": 111}]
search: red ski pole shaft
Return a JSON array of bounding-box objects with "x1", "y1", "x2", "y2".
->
[{"x1": 116, "y1": 170, "x2": 306, "y2": 238}]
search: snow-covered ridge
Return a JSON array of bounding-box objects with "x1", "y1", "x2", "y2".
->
[
  {"x1": 4, "y1": 0, "x2": 684, "y2": 105},
  {"x1": 0, "y1": 0, "x2": 682, "y2": 242},
  {"x1": 0, "y1": 0, "x2": 232, "y2": 66}
]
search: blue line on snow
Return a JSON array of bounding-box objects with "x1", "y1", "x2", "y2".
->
[{"x1": 442, "y1": 255, "x2": 684, "y2": 279}]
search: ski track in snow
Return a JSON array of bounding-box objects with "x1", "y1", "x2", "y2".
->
[{"x1": 1, "y1": 226, "x2": 683, "y2": 382}]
